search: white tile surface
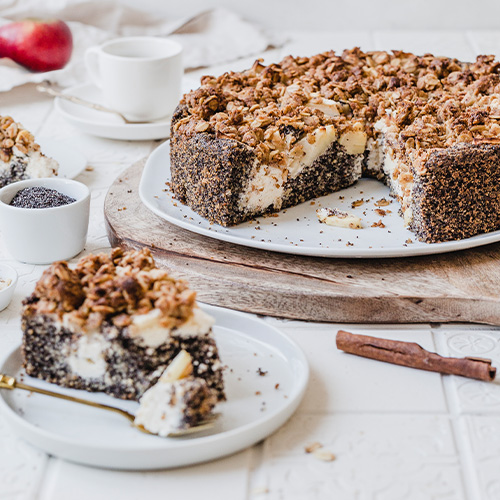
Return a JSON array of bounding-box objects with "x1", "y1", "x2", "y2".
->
[
  {"x1": 435, "y1": 329, "x2": 500, "y2": 414},
  {"x1": 254, "y1": 414, "x2": 465, "y2": 500},
  {"x1": 282, "y1": 326, "x2": 448, "y2": 413},
  {"x1": 0, "y1": 417, "x2": 48, "y2": 500},
  {"x1": 464, "y1": 416, "x2": 500, "y2": 500},
  {"x1": 38, "y1": 451, "x2": 251, "y2": 500}
]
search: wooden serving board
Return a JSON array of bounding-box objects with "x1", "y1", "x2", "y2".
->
[{"x1": 104, "y1": 159, "x2": 500, "y2": 325}]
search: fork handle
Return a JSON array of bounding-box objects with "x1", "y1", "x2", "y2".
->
[{"x1": 0, "y1": 373, "x2": 135, "y2": 423}]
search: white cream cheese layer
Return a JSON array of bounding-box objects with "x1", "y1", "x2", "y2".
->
[
  {"x1": 373, "y1": 118, "x2": 414, "y2": 225},
  {"x1": 238, "y1": 161, "x2": 287, "y2": 213},
  {"x1": 288, "y1": 125, "x2": 339, "y2": 178},
  {"x1": 24, "y1": 150, "x2": 58, "y2": 178},
  {"x1": 129, "y1": 307, "x2": 215, "y2": 348},
  {"x1": 381, "y1": 147, "x2": 414, "y2": 225},
  {"x1": 0, "y1": 148, "x2": 58, "y2": 177},
  {"x1": 134, "y1": 379, "x2": 192, "y2": 436},
  {"x1": 365, "y1": 137, "x2": 384, "y2": 175},
  {"x1": 338, "y1": 124, "x2": 368, "y2": 156},
  {"x1": 239, "y1": 125, "x2": 339, "y2": 213},
  {"x1": 382, "y1": 148, "x2": 403, "y2": 198},
  {"x1": 66, "y1": 332, "x2": 109, "y2": 379}
]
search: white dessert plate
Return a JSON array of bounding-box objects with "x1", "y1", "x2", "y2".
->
[
  {"x1": 54, "y1": 79, "x2": 199, "y2": 141},
  {"x1": 37, "y1": 137, "x2": 87, "y2": 179},
  {"x1": 0, "y1": 304, "x2": 309, "y2": 470},
  {"x1": 139, "y1": 141, "x2": 500, "y2": 258}
]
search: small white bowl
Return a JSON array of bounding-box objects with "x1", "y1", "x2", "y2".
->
[
  {"x1": 0, "y1": 263, "x2": 17, "y2": 312},
  {"x1": 0, "y1": 178, "x2": 90, "y2": 264}
]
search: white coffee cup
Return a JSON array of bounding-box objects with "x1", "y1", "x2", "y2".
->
[{"x1": 85, "y1": 36, "x2": 183, "y2": 122}]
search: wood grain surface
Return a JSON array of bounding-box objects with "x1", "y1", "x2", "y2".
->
[{"x1": 104, "y1": 159, "x2": 500, "y2": 325}]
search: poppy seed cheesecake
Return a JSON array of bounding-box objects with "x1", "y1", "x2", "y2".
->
[
  {"x1": 170, "y1": 48, "x2": 500, "y2": 243},
  {"x1": 21, "y1": 248, "x2": 225, "y2": 402}
]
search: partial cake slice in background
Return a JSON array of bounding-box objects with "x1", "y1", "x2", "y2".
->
[
  {"x1": 21, "y1": 247, "x2": 225, "y2": 402},
  {"x1": 0, "y1": 115, "x2": 58, "y2": 188}
]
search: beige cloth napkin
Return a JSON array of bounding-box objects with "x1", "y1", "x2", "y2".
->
[{"x1": 0, "y1": 0, "x2": 276, "y2": 91}]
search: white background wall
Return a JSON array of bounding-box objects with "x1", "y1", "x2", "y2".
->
[{"x1": 116, "y1": 0, "x2": 500, "y2": 30}]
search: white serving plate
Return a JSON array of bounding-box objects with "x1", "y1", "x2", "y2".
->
[
  {"x1": 0, "y1": 304, "x2": 309, "y2": 470},
  {"x1": 139, "y1": 141, "x2": 500, "y2": 258},
  {"x1": 37, "y1": 137, "x2": 86, "y2": 179},
  {"x1": 54, "y1": 79, "x2": 198, "y2": 141}
]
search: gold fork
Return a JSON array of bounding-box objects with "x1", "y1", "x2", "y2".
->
[{"x1": 0, "y1": 374, "x2": 217, "y2": 437}]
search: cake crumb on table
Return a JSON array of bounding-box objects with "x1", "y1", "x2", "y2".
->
[
  {"x1": 312, "y1": 449, "x2": 336, "y2": 462},
  {"x1": 305, "y1": 441, "x2": 323, "y2": 453},
  {"x1": 305, "y1": 441, "x2": 336, "y2": 461},
  {"x1": 251, "y1": 487, "x2": 269, "y2": 495}
]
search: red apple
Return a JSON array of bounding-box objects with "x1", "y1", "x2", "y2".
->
[{"x1": 0, "y1": 19, "x2": 73, "y2": 72}]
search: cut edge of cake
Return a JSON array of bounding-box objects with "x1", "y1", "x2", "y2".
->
[{"x1": 171, "y1": 105, "x2": 367, "y2": 227}]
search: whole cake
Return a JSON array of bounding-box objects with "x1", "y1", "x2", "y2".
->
[
  {"x1": 0, "y1": 115, "x2": 58, "y2": 188},
  {"x1": 170, "y1": 48, "x2": 500, "y2": 243},
  {"x1": 21, "y1": 247, "x2": 225, "y2": 402}
]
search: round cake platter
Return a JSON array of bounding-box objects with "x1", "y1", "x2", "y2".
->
[
  {"x1": 0, "y1": 304, "x2": 308, "y2": 470},
  {"x1": 139, "y1": 141, "x2": 500, "y2": 259}
]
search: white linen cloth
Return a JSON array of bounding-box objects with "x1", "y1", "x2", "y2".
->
[{"x1": 0, "y1": 0, "x2": 276, "y2": 91}]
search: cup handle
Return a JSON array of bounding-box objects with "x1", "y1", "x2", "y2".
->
[{"x1": 84, "y1": 46, "x2": 102, "y2": 88}]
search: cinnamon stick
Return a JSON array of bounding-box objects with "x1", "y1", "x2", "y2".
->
[{"x1": 336, "y1": 330, "x2": 496, "y2": 382}]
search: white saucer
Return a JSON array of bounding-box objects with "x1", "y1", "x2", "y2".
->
[
  {"x1": 0, "y1": 304, "x2": 309, "y2": 470},
  {"x1": 54, "y1": 79, "x2": 198, "y2": 141},
  {"x1": 37, "y1": 137, "x2": 87, "y2": 179}
]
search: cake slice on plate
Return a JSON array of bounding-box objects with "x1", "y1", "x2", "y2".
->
[
  {"x1": 21, "y1": 247, "x2": 225, "y2": 402},
  {"x1": 0, "y1": 115, "x2": 58, "y2": 188}
]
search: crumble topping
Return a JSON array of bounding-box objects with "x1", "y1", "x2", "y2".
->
[
  {"x1": 175, "y1": 48, "x2": 500, "y2": 170},
  {"x1": 22, "y1": 248, "x2": 197, "y2": 332},
  {"x1": 0, "y1": 115, "x2": 41, "y2": 162}
]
